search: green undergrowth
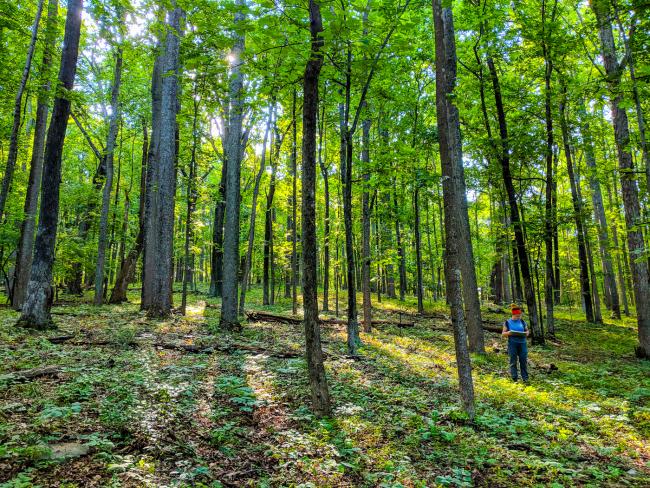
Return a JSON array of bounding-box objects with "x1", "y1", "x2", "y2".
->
[{"x1": 0, "y1": 287, "x2": 648, "y2": 487}]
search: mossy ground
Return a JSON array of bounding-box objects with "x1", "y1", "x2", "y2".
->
[{"x1": 0, "y1": 288, "x2": 648, "y2": 487}]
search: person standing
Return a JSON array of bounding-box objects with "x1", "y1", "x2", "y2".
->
[{"x1": 502, "y1": 304, "x2": 530, "y2": 382}]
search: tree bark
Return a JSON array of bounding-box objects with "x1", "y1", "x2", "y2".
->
[
  {"x1": 486, "y1": 54, "x2": 543, "y2": 344},
  {"x1": 220, "y1": 0, "x2": 246, "y2": 329},
  {"x1": 318, "y1": 101, "x2": 330, "y2": 311},
  {"x1": 145, "y1": 7, "x2": 183, "y2": 317},
  {"x1": 239, "y1": 105, "x2": 273, "y2": 314},
  {"x1": 18, "y1": 0, "x2": 84, "y2": 329},
  {"x1": 181, "y1": 80, "x2": 201, "y2": 314},
  {"x1": 541, "y1": 0, "x2": 556, "y2": 336},
  {"x1": 302, "y1": 0, "x2": 332, "y2": 416},
  {"x1": 12, "y1": 0, "x2": 58, "y2": 310},
  {"x1": 592, "y1": 0, "x2": 649, "y2": 357},
  {"x1": 263, "y1": 122, "x2": 280, "y2": 305},
  {"x1": 559, "y1": 86, "x2": 594, "y2": 323},
  {"x1": 414, "y1": 186, "x2": 424, "y2": 314},
  {"x1": 0, "y1": 0, "x2": 45, "y2": 222},
  {"x1": 291, "y1": 89, "x2": 299, "y2": 316},
  {"x1": 108, "y1": 122, "x2": 147, "y2": 304},
  {"x1": 433, "y1": 0, "x2": 475, "y2": 418},
  {"x1": 94, "y1": 47, "x2": 123, "y2": 305},
  {"x1": 361, "y1": 112, "x2": 372, "y2": 330},
  {"x1": 142, "y1": 51, "x2": 163, "y2": 309},
  {"x1": 580, "y1": 102, "x2": 620, "y2": 318}
]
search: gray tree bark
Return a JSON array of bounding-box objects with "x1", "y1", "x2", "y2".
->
[
  {"x1": 433, "y1": 0, "x2": 475, "y2": 418},
  {"x1": 592, "y1": 0, "x2": 650, "y2": 357},
  {"x1": 18, "y1": 0, "x2": 84, "y2": 329},
  {"x1": 12, "y1": 0, "x2": 58, "y2": 310},
  {"x1": 580, "y1": 102, "x2": 620, "y2": 318},
  {"x1": 146, "y1": 7, "x2": 183, "y2": 317},
  {"x1": 220, "y1": 0, "x2": 246, "y2": 329},
  {"x1": 94, "y1": 47, "x2": 123, "y2": 305}
]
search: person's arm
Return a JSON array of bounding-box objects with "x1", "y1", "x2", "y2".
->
[{"x1": 502, "y1": 321, "x2": 510, "y2": 338}]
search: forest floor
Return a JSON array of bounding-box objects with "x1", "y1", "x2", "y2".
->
[{"x1": 0, "y1": 288, "x2": 649, "y2": 487}]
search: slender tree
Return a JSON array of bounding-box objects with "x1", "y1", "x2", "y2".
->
[
  {"x1": 433, "y1": 0, "x2": 475, "y2": 418},
  {"x1": 0, "y1": 0, "x2": 45, "y2": 222},
  {"x1": 302, "y1": 0, "x2": 331, "y2": 416}
]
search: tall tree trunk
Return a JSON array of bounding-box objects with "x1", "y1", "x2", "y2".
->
[
  {"x1": 12, "y1": 0, "x2": 58, "y2": 310},
  {"x1": 239, "y1": 106, "x2": 273, "y2": 314},
  {"x1": 318, "y1": 102, "x2": 330, "y2": 311},
  {"x1": 146, "y1": 7, "x2": 183, "y2": 317},
  {"x1": 433, "y1": 0, "x2": 475, "y2": 418},
  {"x1": 142, "y1": 51, "x2": 163, "y2": 309},
  {"x1": 559, "y1": 86, "x2": 594, "y2": 323},
  {"x1": 541, "y1": 2, "x2": 556, "y2": 336},
  {"x1": 263, "y1": 122, "x2": 280, "y2": 305},
  {"x1": 18, "y1": 0, "x2": 84, "y2": 329},
  {"x1": 414, "y1": 186, "x2": 424, "y2": 314},
  {"x1": 94, "y1": 47, "x2": 123, "y2": 305},
  {"x1": 0, "y1": 0, "x2": 45, "y2": 222},
  {"x1": 210, "y1": 157, "x2": 227, "y2": 297},
  {"x1": 302, "y1": 0, "x2": 331, "y2": 416},
  {"x1": 486, "y1": 54, "x2": 543, "y2": 344},
  {"x1": 592, "y1": 0, "x2": 649, "y2": 357},
  {"x1": 580, "y1": 102, "x2": 620, "y2": 318},
  {"x1": 220, "y1": 0, "x2": 246, "y2": 329},
  {"x1": 394, "y1": 182, "x2": 406, "y2": 301},
  {"x1": 181, "y1": 81, "x2": 201, "y2": 314},
  {"x1": 612, "y1": 9, "x2": 650, "y2": 189},
  {"x1": 109, "y1": 122, "x2": 148, "y2": 304},
  {"x1": 361, "y1": 112, "x2": 372, "y2": 330},
  {"x1": 291, "y1": 89, "x2": 299, "y2": 316}
]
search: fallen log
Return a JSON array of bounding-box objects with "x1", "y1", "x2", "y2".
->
[
  {"x1": 48, "y1": 334, "x2": 76, "y2": 343},
  {"x1": 0, "y1": 365, "x2": 62, "y2": 383},
  {"x1": 245, "y1": 310, "x2": 415, "y2": 328}
]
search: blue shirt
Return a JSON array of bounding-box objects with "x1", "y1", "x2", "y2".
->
[{"x1": 505, "y1": 319, "x2": 528, "y2": 343}]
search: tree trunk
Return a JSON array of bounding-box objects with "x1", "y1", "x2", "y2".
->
[
  {"x1": 302, "y1": 0, "x2": 331, "y2": 416},
  {"x1": 94, "y1": 47, "x2": 123, "y2": 305},
  {"x1": 433, "y1": 0, "x2": 475, "y2": 418},
  {"x1": 109, "y1": 121, "x2": 148, "y2": 304},
  {"x1": 220, "y1": 0, "x2": 246, "y2": 329},
  {"x1": 146, "y1": 7, "x2": 183, "y2": 317},
  {"x1": 580, "y1": 102, "x2": 620, "y2": 318},
  {"x1": 181, "y1": 81, "x2": 201, "y2": 314},
  {"x1": 12, "y1": 0, "x2": 58, "y2": 310},
  {"x1": 559, "y1": 86, "x2": 594, "y2": 323},
  {"x1": 263, "y1": 122, "x2": 280, "y2": 305},
  {"x1": 414, "y1": 186, "x2": 424, "y2": 314},
  {"x1": 361, "y1": 113, "x2": 372, "y2": 330},
  {"x1": 0, "y1": 0, "x2": 45, "y2": 222},
  {"x1": 18, "y1": 0, "x2": 84, "y2": 329},
  {"x1": 318, "y1": 101, "x2": 330, "y2": 311},
  {"x1": 592, "y1": 0, "x2": 649, "y2": 357},
  {"x1": 394, "y1": 182, "x2": 406, "y2": 301},
  {"x1": 210, "y1": 156, "x2": 227, "y2": 298},
  {"x1": 142, "y1": 50, "x2": 163, "y2": 309},
  {"x1": 542, "y1": 12, "x2": 556, "y2": 336},
  {"x1": 291, "y1": 89, "x2": 299, "y2": 316},
  {"x1": 239, "y1": 105, "x2": 273, "y2": 314},
  {"x1": 486, "y1": 54, "x2": 543, "y2": 344}
]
